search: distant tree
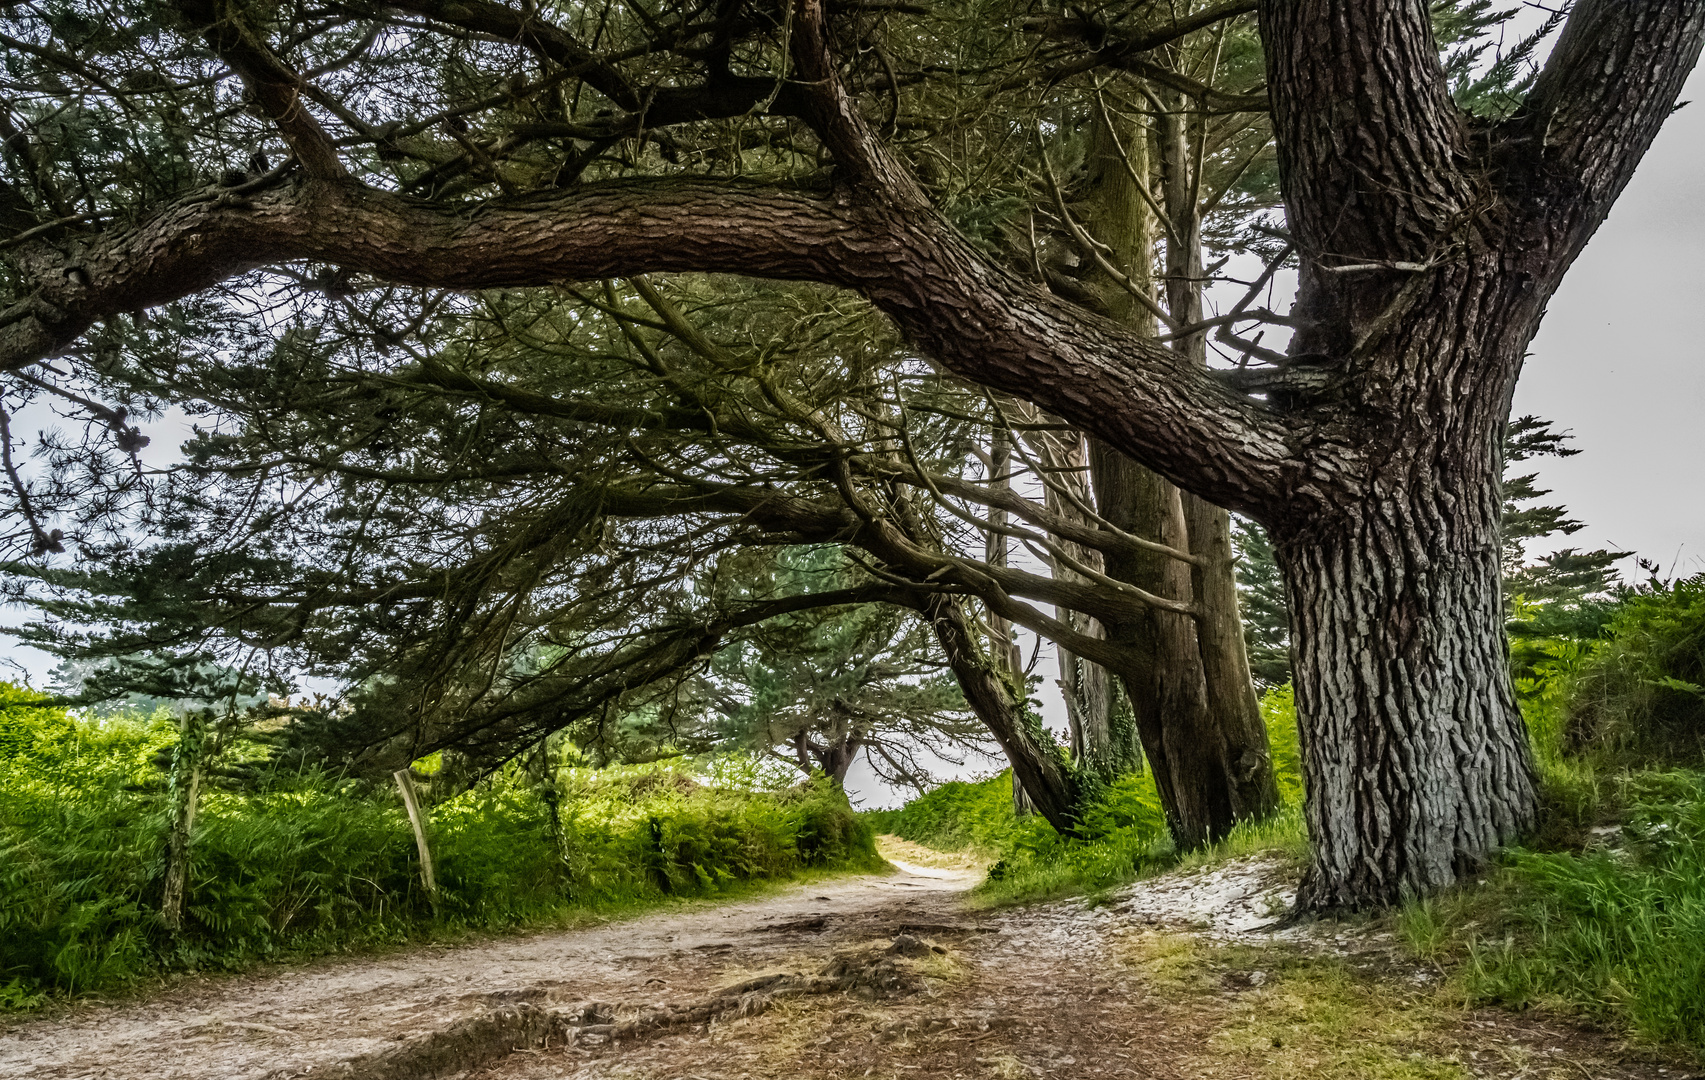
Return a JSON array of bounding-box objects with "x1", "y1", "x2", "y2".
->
[
  {"x1": 1231, "y1": 518, "x2": 1290, "y2": 691},
  {"x1": 704, "y1": 549, "x2": 987, "y2": 791},
  {"x1": 1501, "y1": 416, "x2": 1629, "y2": 625}
]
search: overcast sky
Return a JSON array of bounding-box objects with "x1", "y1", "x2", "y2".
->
[{"x1": 1508, "y1": 64, "x2": 1705, "y2": 579}]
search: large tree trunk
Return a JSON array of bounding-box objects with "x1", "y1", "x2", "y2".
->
[
  {"x1": 1278, "y1": 473, "x2": 1536, "y2": 910},
  {"x1": 19, "y1": 0, "x2": 1698, "y2": 916},
  {"x1": 1072, "y1": 103, "x2": 1276, "y2": 845}
]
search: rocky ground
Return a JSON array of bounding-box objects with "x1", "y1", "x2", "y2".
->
[{"x1": 2, "y1": 838, "x2": 1696, "y2": 1080}]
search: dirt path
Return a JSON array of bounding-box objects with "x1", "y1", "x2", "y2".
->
[
  {"x1": 3, "y1": 841, "x2": 1697, "y2": 1080},
  {"x1": 0, "y1": 852, "x2": 975, "y2": 1080}
]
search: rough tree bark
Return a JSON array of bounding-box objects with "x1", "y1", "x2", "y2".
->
[
  {"x1": 923, "y1": 593, "x2": 1079, "y2": 830},
  {"x1": 7, "y1": 0, "x2": 1700, "y2": 906},
  {"x1": 1074, "y1": 103, "x2": 1279, "y2": 844},
  {"x1": 1251, "y1": 0, "x2": 1705, "y2": 908}
]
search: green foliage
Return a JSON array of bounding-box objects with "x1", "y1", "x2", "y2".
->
[
  {"x1": 1559, "y1": 575, "x2": 1705, "y2": 766},
  {"x1": 704, "y1": 546, "x2": 983, "y2": 787},
  {"x1": 1403, "y1": 771, "x2": 1705, "y2": 1054},
  {"x1": 1232, "y1": 518, "x2": 1292, "y2": 690},
  {"x1": 1258, "y1": 683, "x2": 1306, "y2": 806},
  {"x1": 868, "y1": 685, "x2": 1308, "y2": 904},
  {"x1": 1433, "y1": 1, "x2": 1566, "y2": 119},
  {"x1": 1396, "y1": 583, "x2": 1705, "y2": 1053},
  {"x1": 0, "y1": 691, "x2": 876, "y2": 1006}
]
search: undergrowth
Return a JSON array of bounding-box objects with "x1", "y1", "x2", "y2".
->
[
  {"x1": 867, "y1": 686, "x2": 1307, "y2": 906},
  {"x1": 0, "y1": 686, "x2": 878, "y2": 1008},
  {"x1": 1398, "y1": 575, "x2": 1705, "y2": 1056}
]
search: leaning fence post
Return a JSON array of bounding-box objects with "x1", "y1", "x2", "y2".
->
[{"x1": 393, "y1": 768, "x2": 438, "y2": 914}]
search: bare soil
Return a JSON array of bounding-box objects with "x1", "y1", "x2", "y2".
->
[{"x1": 1, "y1": 840, "x2": 1696, "y2": 1080}]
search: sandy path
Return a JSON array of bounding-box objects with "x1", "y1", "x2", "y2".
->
[
  {"x1": 0, "y1": 858, "x2": 978, "y2": 1080},
  {"x1": 3, "y1": 849, "x2": 1693, "y2": 1080}
]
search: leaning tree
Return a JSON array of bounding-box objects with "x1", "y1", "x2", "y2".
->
[{"x1": 2, "y1": 0, "x2": 1700, "y2": 908}]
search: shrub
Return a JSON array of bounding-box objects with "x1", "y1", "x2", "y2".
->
[
  {"x1": 1562, "y1": 574, "x2": 1705, "y2": 765},
  {"x1": 0, "y1": 693, "x2": 876, "y2": 1005}
]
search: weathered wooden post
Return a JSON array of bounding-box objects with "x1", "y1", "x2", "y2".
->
[{"x1": 393, "y1": 768, "x2": 438, "y2": 915}]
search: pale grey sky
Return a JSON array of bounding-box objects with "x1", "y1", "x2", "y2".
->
[{"x1": 1509, "y1": 64, "x2": 1705, "y2": 579}]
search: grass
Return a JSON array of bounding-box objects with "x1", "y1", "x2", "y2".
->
[
  {"x1": 866, "y1": 685, "x2": 1309, "y2": 907},
  {"x1": 1397, "y1": 767, "x2": 1705, "y2": 1055},
  {"x1": 1393, "y1": 574, "x2": 1705, "y2": 1059},
  {"x1": 0, "y1": 687, "x2": 880, "y2": 1008},
  {"x1": 1195, "y1": 951, "x2": 1473, "y2": 1080}
]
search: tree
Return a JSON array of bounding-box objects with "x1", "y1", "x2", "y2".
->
[
  {"x1": 699, "y1": 547, "x2": 990, "y2": 790},
  {"x1": 1235, "y1": 414, "x2": 1633, "y2": 692},
  {"x1": 3, "y1": 0, "x2": 1700, "y2": 907},
  {"x1": 1231, "y1": 517, "x2": 1290, "y2": 691}
]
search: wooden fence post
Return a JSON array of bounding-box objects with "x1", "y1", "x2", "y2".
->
[
  {"x1": 161, "y1": 714, "x2": 207, "y2": 932},
  {"x1": 393, "y1": 768, "x2": 438, "y2": 914}
]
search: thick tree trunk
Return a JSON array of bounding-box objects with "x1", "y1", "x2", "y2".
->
[
  {"x1": 817, "y1": 730, "x2": 864, "y2": 787},
  {"x1": 1091, "y1": 446, "x2": 1235, "y2": 849},
  {"x1": 1279, "y1": 481, "x2": 1537, "y2": 910}
]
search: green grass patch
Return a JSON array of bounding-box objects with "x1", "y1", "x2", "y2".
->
[
  {"x1": 0, "y1": 688, "x2": 879, "y2": 1007},
  {"x1": 865, "y1": 686, "x2": 1308, "y2": 906},
  {"x1": 1398, "y1": 767, "x2": 1705, "y2": 1056},
  {"x1": 1198, "y1": 950, "x2": 1473, "y2": 1080}
]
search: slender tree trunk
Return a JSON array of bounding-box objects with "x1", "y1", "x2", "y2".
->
[
  {"x1": 1091, "y1": 446, "x2": 1233, "y2": 849},
  {"x1": 984, "y1": 428, "x2": 1025, "y2": 678},
  {"x1": 1156, "y1": 101, "x2": 1281, "y2": 824},
  {"x1": 1071, "y1": 103, "x2": 1274, "y2": 845},
  {"x1": 1025, "y1": 423, "x2": 1128, "y2": 776},
  {"x1": 1181, "y1": 493, "x2": 1280, "y2": 818},
  {"x1": 984, "y1": 426, "x2": 1036, "y2": 815},
  {"x1": 922, "y1": 593, "x2": 1079, "y2": 832},
  {"x1": 394, "y1": 768, "x2": 439, "y2": 912},
  {"x1": 160, "y1": 715, "x2": 206, "y2": 933}
]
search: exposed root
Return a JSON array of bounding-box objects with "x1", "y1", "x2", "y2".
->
[{"x1": 276, "y1": 935, "x2": 954, "y2": 1079}]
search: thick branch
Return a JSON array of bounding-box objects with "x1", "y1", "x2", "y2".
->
[
  {"x1": 1259, "y1": 0, "x2": 1473, "y2": 262},
  {"x1": 1511, "y1": 0, "x2": 1705, "y2": 276},
  {"x1": 3, "y1": 175, "x2": 1301, "y2": 516}
]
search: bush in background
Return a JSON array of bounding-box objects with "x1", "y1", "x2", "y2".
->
[
  {"x1": 0, "y1": 688, "x2": 876, "y2": 1006},
  {"x1": 1561, "y1": 574, "x2": 1705, "y2": 766}
]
